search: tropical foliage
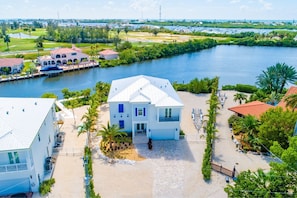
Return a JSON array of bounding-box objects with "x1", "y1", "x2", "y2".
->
[
  {"x1": 285, "y1": 93, "x2": 297, "y2": 111},
  {"x1": 233, "y1": 92, "x2": 248, "y2": 104},
  {"x1": 256, "y1": 63, "x2": 297, "y2": 94},
  {"x1": 173, "y1": 77, "x2": 218, "y2": 94},
  {"x1": 201, "y1": 77, "x2": 219, "y2": 180}
]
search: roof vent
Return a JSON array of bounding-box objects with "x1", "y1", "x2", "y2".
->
[
  {"x1": 6, "y1": 111, "x2": 9, "y2": 115},
  {"x1": 22, "y1": 109, "x2": 25, "y2": 112},
  {"x1": 35, "y1": 102, "x2": 37, "y2": 105}
]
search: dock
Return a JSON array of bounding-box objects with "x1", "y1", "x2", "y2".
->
[{"x1": 0, "y1": 61, "x2": 99, "y2": 83}]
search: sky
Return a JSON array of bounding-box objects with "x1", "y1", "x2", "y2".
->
[{"x1": 0, "y1": 0, "x2": 296, "y2": 21}]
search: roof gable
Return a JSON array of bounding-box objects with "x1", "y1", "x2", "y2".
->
[
  {"x1": 277, "y1": 86, "x2": 297, "y2": 109},
  {"x1": 108, "y1": 75, "x2": 183, "y2": 107},
  {"x1": 0, "y1": 58, "x2": 23, "y2": 67}
]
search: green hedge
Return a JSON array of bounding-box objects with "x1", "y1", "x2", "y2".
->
[
  {"x1": 222, "y1": 84, "x2": 258, "y2": 93},
  {"x1": 39, "y1": 178, "x2": 55, "y2": 196}
]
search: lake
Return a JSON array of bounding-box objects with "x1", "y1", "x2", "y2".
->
[{"x1": 1, "y1": 45, "x2": 297, "y2": 98}]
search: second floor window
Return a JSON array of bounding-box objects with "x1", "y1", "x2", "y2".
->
[
  {"x1": 8, "y1": 152, "x2": 20, "y2": 164},
  {"x1": 118, "y1": 104, "x2": 124, "y2": 113},
  {"x1": 165, "y1": 108, "x2": 172, "y2": 118},
  {"x1": 135, "y1": 108, "x2": 146, "y2": 117}
]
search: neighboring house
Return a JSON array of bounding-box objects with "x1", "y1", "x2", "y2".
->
[
  {"x1": 37, "y1": 45, "x2": 89, "y2": 68},
  {"x1": 0, "y1": 58, "x2": 24, "y2": 74},
  {"x1": 228, "y1": 86, "x2": 297, "y2": 118},
  {"x1": 228, "y1": 101, "x2": 273, "y2": 119},
  {"x1": 0, "y1": 98, "x2": 60, "y2": 196},
  {"x1": 108, "y1": 75, "x2": 184, "y2": 143},
  {"x1": 99, "y1": 49, "x2": 119, "y2": 60}
]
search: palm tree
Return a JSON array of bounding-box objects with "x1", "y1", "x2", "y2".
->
[
  {"x1": 233, "y1": 92, "x2": 248, "y2": 104},
  {"x1": 265, "y1": 91, "x2": 282, "y2": 106},
  {"x1": 3, "y1": 34, "x2": 10, "y2": 50},
  {"x1": 124, "y1": 26, "x2": 129, "y2": 40},
  {"x1": 256, "y1": 63, "x2": 297, "y2": 94},
  {"x1": 97, "y1": 122, "x2": 127, "y2": 156},
  {"x1": 284, "y1": 94, "x2": 297, "y2": 111}
]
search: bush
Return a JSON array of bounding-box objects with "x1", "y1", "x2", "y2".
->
[
  {"x1": 228, "y1": 115, "x2": 240, "y2": 128},
  {"x1": 235, "y1": 84, "x2": 258, "y2": 93},
  {"x1": 39, "y1": 178, "x2": 55, "y2": 196}
]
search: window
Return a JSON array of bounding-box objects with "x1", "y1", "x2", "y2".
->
[
  {"x1": 8, "y1": 152, "x2": 20, "y2": 164},
  {"x1": 119, "y1": 120, "x2": 124, "y2": 129},
  {"x1": 118, "y1": 104, "x2": 124, "y2": 113},
  {"x1": 38, "y1": 133, "x2": 41, "y2": 142},
  {"x1": 71, "y1": 53, "x2": 77, "y2": 56},
  {"x1": 135, "y1": 108, "x2": 146, "y2": 117},
  {"x1": 165, "y1": 108, "x2": 172, "y2": 118}
]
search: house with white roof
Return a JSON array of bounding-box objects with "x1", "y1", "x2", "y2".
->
[
  {"x1": 0, "y1": 98, "x2": 60, "y2": 196},
  {"x1": 37, "y1": 45, "x2": 89, "y2": 68},
  {"x1": 108, "y1": 75, "x2": 184, "y2": 143}
]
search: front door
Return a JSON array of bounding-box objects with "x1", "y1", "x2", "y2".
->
[{"x1": 135, "y1": 123, "x2": 146, "y2": 135}]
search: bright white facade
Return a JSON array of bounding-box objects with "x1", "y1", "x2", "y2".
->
[
  {"x1": 108, "y1": 75, "x2": 183, "y2": 143},
  {"x1": 0, "y1": 98, "x2": 59, "y2": 196}
]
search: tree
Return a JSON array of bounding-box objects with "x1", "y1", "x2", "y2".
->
[
  {"x1": 258, "y1": 107, "x2": 297, "y2": 149},
  {"x1": 124, "y1": 26, "x2": 129, "y2": 40},
  {"x1": 97, "y1": 122, "x2": 127, "y2": 157},
  {"x1": 41, "y1": 92, "x2": 58, "y2": 99},
  {"x1": 284, "y1": 93, "x2": 297, "y2": 111},
  {"x1": 3, "y1": 34, "x2": 10, "y2": 50},
  {"x1": 256, "y1": 63, "x2": 297, "y2": 94},
  {"x1": 233, "y1": 92, "x2": 247, "y2": 104},
  {"x1": 264, "y1": 91, "x2": 282, "y2": 106},
  {"x1": 35, "y1": 36, "x2": 44, "y2": 56},
  {"x1": 78, "y1": 107, "x2": 98, "y2": 147},
  {"x1": 152, "y1": 28, "x2": 159, "y2": 37},
  {"x1": 225, "y1": 168, "x2": 296, "y2": 197}
]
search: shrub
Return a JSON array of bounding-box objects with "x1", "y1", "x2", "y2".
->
[
  {"x1": 235, "y1": 84, "x2": 258, "y2": 93},
  {"x1": 39, "y1": 178, "x2": 55, "y2": 196}
]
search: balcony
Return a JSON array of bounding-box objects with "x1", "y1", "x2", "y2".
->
[
  {"x1": 0, "y1": 163, "x2": 28, "y2": 173},
  {"x1": 159, "y1": 116, "x2": 179, "y2": 122}
]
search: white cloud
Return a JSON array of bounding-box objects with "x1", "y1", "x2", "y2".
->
[
  {"x1": 108, "y1": 1, "x2": 114, "y2": 5},
  {"x1": 259, "y1": 0, "x2": 272, "y2": 10},
  {"x1": 230, "y1": 0, "x2": 241, "y2": 3},
  {"x1": 129, "y1": 0, "x2": 160, "y2": 11},
  {"x1": 240, "y1": 5, "x2": 249, "y2": 11}
]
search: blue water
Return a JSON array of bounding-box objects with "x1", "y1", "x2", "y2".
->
[{"x1": 1, "y1": 45, "x2": 297, "y2": 98}]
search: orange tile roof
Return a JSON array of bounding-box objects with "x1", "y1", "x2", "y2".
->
[
  {"x1": 228, "y1": 101, "x2": 274, "y2": 119},
  {"x1": 0, "y1": 58, "x2": 23, "y2": 67},
  {"x1": 99, "y1": 49, "x2": 119, "y2": 56},
  {"x1": 277, "y1": 86, "x2": 297, "y2": 110}
]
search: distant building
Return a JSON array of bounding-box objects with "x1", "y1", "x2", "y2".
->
[
  {"x1": 0, "y1": 58, "x2": 24, "y2": 74},
  {"x1": 0, "y1": 98, "x2": 60, "y2": 196},
  {"x1": 99, "y1": 49, "x2": 119, "y2": 60},
  {"x1": 108, "y1": 75, "x2": 184, "y2": 143},
  {"x1": 37, "y1": 45, "x2": 89, "y2": 68}
]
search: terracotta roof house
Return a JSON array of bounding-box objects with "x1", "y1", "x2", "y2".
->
[
  {"x1": 99, "y1": 49, "x2": 119, "y2": 60},
  {"x1": 277, "y1": 86, "x2": 297, "y2": 110},
  {"x1": 0, "y1": 98, "x2": 60, "y2": 196},
  {"x1": 228, "y1": 101, "x2": 274, "y2": 119},
  {"x1": 108, "y1": 75, "x2": 184, "y2": 143},
  {"x1": 37, "y1": 45, "x2": 89, "y2": 68},
  {"x1": 0, "y1": 58, "x2": 24, "y2": 74}
]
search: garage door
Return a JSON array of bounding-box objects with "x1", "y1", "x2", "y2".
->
[
  {"x1": 0, "y1": 178, "x2": 30, "y2": 196},
  {"x1": 151, "y1": 130, "x2": 175, "y2": 140}
]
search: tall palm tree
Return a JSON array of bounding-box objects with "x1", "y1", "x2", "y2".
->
[
  {"x1": 97, "y1": 122, "x2": 127, "y2": 155},
  {"x1": 234, "y1": 92, "x2": 248, "y2": 104},
  {"x1": 78, "y1": 107, "x2": 98, "y2": 147},
  {"x1": 284, "y1": 93, "x2": 297, "y2": 111},
  {"x1": 3, "y1": 34, "x2": 10, "y2": 50}
]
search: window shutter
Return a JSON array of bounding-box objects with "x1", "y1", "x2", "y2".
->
[
  {"x1": 143, "y1": 108, "x2": 146, "y2": 116},
  {"x1": 135, "y1": 108, "x2": 137, "y2": 116}
]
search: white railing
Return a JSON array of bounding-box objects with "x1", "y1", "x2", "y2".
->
[{"x1": 0, "y1": 163, "x2": 28, "y2": 173}]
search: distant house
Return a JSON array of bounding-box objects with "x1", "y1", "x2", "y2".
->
[
  {"x1": 0, "y1": 58, "x2": 24, "y2": 74},
  {"x1": 37, "y1": 45, "x2": 89, "y2": 68},
  {"x1": 277, "y1": 86, "x2": 297, "y2": 110},
  {"x1": 0, "y1": 98, "x2": 60, "y2": 196},
  {"x1": 108, "y1": 75, "x2": 184, "y2": 143},
  {"x1": 99, "y1": 49, "x2": 119, "y2": 60}
]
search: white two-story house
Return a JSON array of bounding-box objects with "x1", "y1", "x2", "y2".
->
[
  {"x1": 0, "y1": 98, "x2": 59, "y2": 196},
  {"x1": 108, "y1": 75, "x2": 184, "y2": 143}
]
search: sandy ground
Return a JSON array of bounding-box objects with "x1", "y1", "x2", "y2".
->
[{"x1": 45, "y1": 91, "x2": 273, "y2": 198}]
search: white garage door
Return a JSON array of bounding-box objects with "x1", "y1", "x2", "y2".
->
[
  {"x1": 151, "y1": 130, "x2": 175, "y2": 140},
  {"x1": 0, "y1": 178, "x2": 30, "y2": 196}
]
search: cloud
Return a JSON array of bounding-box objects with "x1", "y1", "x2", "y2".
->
[
  {"x1": 230, "y1": 0, "x2": 241, "y2": 3},
  {"x1": 240, "y1": 5, "x2": 249, "y2": 11},
  {"x1": 129, "y1": 0, "x2": 159, "y2": 11},
  {"x1": 258, "y1": 0, "x2": 272, "y2": 10}
]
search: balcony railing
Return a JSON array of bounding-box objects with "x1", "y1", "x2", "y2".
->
[
  {"x1": 0, "y1": 163, "x2": 28, "y2": 173},
  {"x1": 159, "y1": 116, "x2": 179, "y2": 122}
]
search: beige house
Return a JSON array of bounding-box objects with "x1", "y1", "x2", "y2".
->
[
  {"x1": 99, "y1": 49, "x2": 119, "y2": 60},
  {"x1": 38, "y1": 45, "x2": 89, "y2": 68},
  {"x1": 0, "y1": 58, "x2": 24, "y2": 74}
]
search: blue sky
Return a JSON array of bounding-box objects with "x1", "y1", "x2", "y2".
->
[{"x1": 0, "y1": 0, "x2": 296, "y2": 20}]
